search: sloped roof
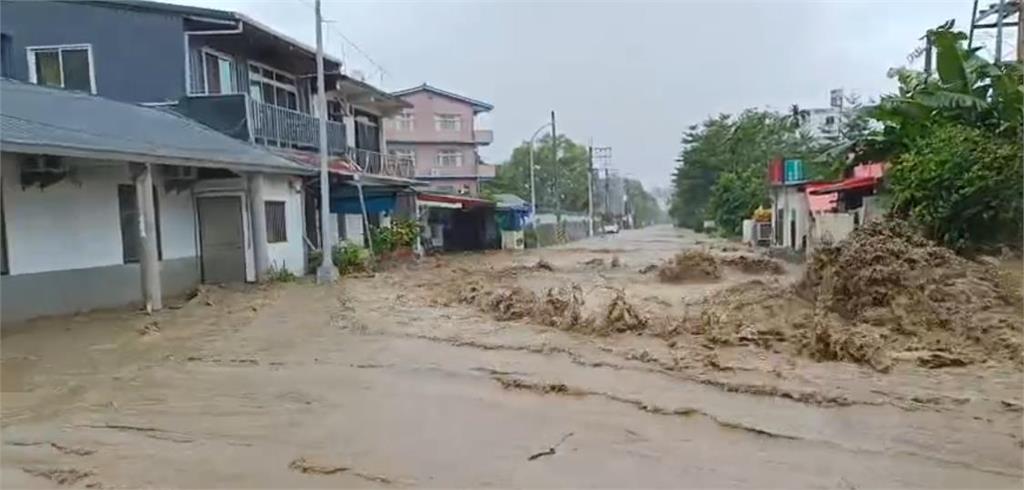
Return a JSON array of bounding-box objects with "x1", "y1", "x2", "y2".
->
[
  {"x1": 391, "y1": 84, "x2": 494, "y2": 113},
  {"x1": 0, "y1": 79, "x2": 309, "y2": 174}
]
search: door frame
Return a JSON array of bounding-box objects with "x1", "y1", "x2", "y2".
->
[{"x1": 194, "y1": 192, "x2": 254, "y2": 283}]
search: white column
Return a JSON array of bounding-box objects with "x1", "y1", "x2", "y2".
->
[
  {"x1": 249, "y1": 173, "x2": 270, "y2": 281},
  {"x1": 134, "y1": 163, "x2": 162, "y2": 312}
]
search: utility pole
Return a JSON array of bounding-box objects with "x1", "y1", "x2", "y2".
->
[
  {"x1": 587, "y1": 144, "x2": 594, "y2": 237},
  {"x1": 550, "y1": 111, "x2": 559, "y2": 219},
  {"x1": 314, "y1": 0, "x2": 337, "y2": 283}
]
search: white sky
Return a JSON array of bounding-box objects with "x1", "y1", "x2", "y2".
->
[{"x1": 169, "y1": 0, "x2": 1012, "y2": 190}]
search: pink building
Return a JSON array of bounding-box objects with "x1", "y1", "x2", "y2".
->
[{"x1": 384, "y1": 84, "x2": 494, "y2": 196}]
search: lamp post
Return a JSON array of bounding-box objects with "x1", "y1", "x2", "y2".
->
[{"x1": 528, "y1": 122, "x2": 552, "y2": 226}]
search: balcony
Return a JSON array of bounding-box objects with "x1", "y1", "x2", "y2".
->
[
  {"x1": 473, "y1": 129, "x2": 493, "y2": 145},
  {"x1": 348, "y1": 148, "x2": 415, "y2": 179},
  {"x1": 176, "y1": 94, "x2": 348, "y2": 157},
  {"x1": 248, "y1": 98, "x2": 346, "y2": 155}
]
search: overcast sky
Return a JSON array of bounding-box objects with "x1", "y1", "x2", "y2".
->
[{"x1": 170, "y1": 0, "x2": 1006, "y2": 190}]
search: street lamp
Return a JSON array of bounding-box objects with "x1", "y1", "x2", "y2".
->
[{"x1": 528, "y1": 122, "x2": 552, "y2": 225}]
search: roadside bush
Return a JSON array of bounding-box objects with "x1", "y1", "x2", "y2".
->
[
  {"x1": 370, "y1": 219, "x2": 420, "y2": 254},
  {"x1": 332, "y1": 241, "x2": 370, "y2": 275},
  {"x1": 266, "y1": 263, "x2": 297, "y2": 282},
  {"x1": 888, "y1": 123, "x2": 1023, "y2": 252}
]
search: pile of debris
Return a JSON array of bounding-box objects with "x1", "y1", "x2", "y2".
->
[
  {"x1": 657, "y1": 250, "x2": 722, "y2": 283},
  {"x1": 454, "y1": 281, "x2": 650, "y2": 337},
  {"x1": 697, "y1": 220, "x2": 1023, "y2": 371},
  {"x1": 720, "y1": 255, "x2": 785, "y2": 275}
]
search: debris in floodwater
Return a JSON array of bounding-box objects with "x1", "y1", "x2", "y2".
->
[
  {"x1": 534, "y1": 259, "x2": 555, "y2": 271},
  {"x1": 484, "y1": 287, "x2": 538, "y2": 321},
  {"x1": 22, "y1": 467, "x2": 95, "y2": 486},
  {"x1": 535, "y1": 284, "x2": 590, "y2": 331},
  {"x1": 610, "y1": 256, "x2": 622, "y2": 268},
  {"x1": 638, "y1": 263, "x2": 658, "y2": 274},
  {"x1": 657, "y1": 250, "x2": 721, "y2": 283},
  {"x1": 581, "y1": 257, "x2": 605, "y2": 267},
  {"x1": 289, "y1": 457, "x2": 349, "y2": 475},
  {"x1": 720, "y1": 255, "x2": 785, "y2": 275},
  {"x1": 602, "y1": 290, "x2": 649, "y2": 334},
  {"x1": 527, "y1": 432, "x2": 575, "y2": 461},
  {"x1": 50, "y1": 443, "x2": 96, "y2": 456}
]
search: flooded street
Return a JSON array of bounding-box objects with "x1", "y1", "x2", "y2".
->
[{"x1": 2, "y1": 226, "x2": 1022, "y2": 488}]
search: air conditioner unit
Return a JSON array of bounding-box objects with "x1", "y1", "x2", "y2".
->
[
  {"x1": 163, "y1": 165, "x2": 198, "y2": 180},
  {"x1": 22, "y1": 155, "x2": 66, "y2": 173}
]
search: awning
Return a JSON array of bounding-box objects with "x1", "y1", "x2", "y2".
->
[
  {"x1": 269, "y1": 148, "x2": 360, "y2": 175},
  {"x1": 804, "y1": 183, "x2": 838, "y2": 213},
  {"x1": 809, "y1": 176, "x2": 880, "y2": 195},
  {"x1": 331, "y1": 195, "x2": 396, "y2": 215},
  {"x1": 417, "y1": 193, "x2": 494, "y2": 210}
]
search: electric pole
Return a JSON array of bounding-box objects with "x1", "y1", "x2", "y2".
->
[
  {"x1": 587, "y1": 144, "x2": 594, "y2": 237},
  {"x1": 315, "y1": 0, "x2": 337, "y2": 283},
  {"x1": 550, "y1": 111, "x2": 558, "y2": 219}
]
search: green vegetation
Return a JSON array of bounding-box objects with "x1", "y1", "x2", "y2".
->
[
  {"x1": 332, "y1": 241, "x2": 370, "y2": 275},
  {"x1": 484, "y1": 134, "x2": 661, "y2": 226},
  {"x1": 669, "y1": 110, "x2": 822, "y2": 235},
  {"x1": 669, "y1": 22, "x2": 1022, "y2": 250},
  {"x1": 370, "y1": 219, "x2": 420, "y2": 254},
  {"x1": 266, "y1": 263, "x2": 297, "y2": 283},
  {"x1": 858, "y1": 24, "x2": 1022, "y2": 251}
]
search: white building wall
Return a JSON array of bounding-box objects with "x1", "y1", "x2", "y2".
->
[
  {"x1": 262, "y1": 174, "x2": 305, "y2": 276},
  {"x1": 157, "y1": 184, "x2": 198, "y2": 260},
  {"x1": 771, "y1": 186, "x2": 811, "y2": 250}
]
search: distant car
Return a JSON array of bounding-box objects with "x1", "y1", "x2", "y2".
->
[{"x1": 602, "y1": 223, "x2": 620, "y2": 234}]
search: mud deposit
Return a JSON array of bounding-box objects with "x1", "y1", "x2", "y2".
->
[{"x1": 3, "y1": 226, "x2": 1022, "y2": 488}]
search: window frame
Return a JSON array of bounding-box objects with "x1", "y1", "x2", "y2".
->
[
  {"x1": 118, "y1": 184, "x2": 162, "y2": 264},
  {"x1": 197, "y1": 47, "x2": 237, "y2": 95},
  {"x1": 265, "y1": 200, "x2": 288, "y2": 244},
  {"x1": 26, "y1": 43, "x2": 96, "y2": 94},
  {"x1": 248, "y1": 61, "x2": 298, "y2": 110},
  {"x1": 394, "y1": 111, "x2": 415, "y2": 131},
  {"x1": 436, "y1": 149, "x2": 463, "y2": 167},
  {"x1": 390, "y1": 148, "x2": 416, "y2": 166},
  {"x1": 434, "y1": 113, "x2": 461, "y2": 132}
]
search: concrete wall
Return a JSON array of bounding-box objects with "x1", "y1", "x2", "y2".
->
[
  {"x1": 771, "y1": 186, "x2": 811, "y2": 250},
  {"x1": 0, "y1": 1, "x2": 187, "y2": 103},
  {"x1": 1, "y1": 155, "x2": 200, "y2": 323},
  {"x1": 809, "y1": 213, "x2": 855, "y2": 252},
  {"x1": 262, "y1": 174, "x2": 305, "y2": 276},
  {"x1": 385, "y1": 90, "x2": 477, "y2": 143}
]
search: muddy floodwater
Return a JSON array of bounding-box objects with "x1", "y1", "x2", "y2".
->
[{"x1": 2, "y1": 226, "x2": 1022, "y2": 488}]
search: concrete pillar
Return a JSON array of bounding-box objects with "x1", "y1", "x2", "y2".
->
[
  {"x1": 133, "y1": 163, "x2": 162, "y2": 312},
  {"x1": 249, "y1": 173, "x2": 270, "y2": 281}
]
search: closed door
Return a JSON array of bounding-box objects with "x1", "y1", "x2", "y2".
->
[{"x1": 197, "y1": 196, "x2": 245, "y2": 283}]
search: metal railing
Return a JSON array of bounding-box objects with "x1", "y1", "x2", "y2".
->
[
  {"x1": 248, "y1": 98, "x2": 346, "y2": 155},
  {"x1": 347, "y1": 148, "x2": 415, "y2": 179}
]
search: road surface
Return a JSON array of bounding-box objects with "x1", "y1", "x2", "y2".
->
[{"x1": 2, "y1": 226, "x2": 1021, "y2": 488}]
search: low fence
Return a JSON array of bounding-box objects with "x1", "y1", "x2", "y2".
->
[{"x1": 526, "y1": 218, "x2": 592, "y2": 248}]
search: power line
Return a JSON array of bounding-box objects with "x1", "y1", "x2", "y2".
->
[{"x1": 293, "y1": 0, "x2": 389, "y2": 82}]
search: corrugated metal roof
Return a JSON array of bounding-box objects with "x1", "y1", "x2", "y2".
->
[{"x1": 0, "y1": 79, "x2": 309, "y2": 174}]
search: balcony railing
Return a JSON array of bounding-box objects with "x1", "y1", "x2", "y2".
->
[
  {"x1": 248, "y1": 98, "x2": 346, "y2": 155},
  {"x1": 473, "y1": 129, "x2": 493, "y2": 145},
  {"x1": 347, "y1": 148, "x2": 416, "y2": 179}
]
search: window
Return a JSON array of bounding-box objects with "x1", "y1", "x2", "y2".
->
[
  {"x1": 1, "y1": 34, "x2": 11, "y2": 78},
  {"x1": 390, "y1": 149, "x2": 415, "y2": 166},
  {"x1": 436, "y1": 150, "x2": 463, "y2": 167},
  {"x1": 27, "y1": 44, "x2": 94, "y2": 93},
  {"x1": 265, "y1": 201, "x2": 287, "y2": 243},
  {"x1": 394, "y1": 111, "x2": 414, "y2": 131},
  {"x1": 434, "y1": 114, "x2": 461, "y2": 131},
  {"x1": 248, "y1": 62, "x2": 298, "y2": 110},
  {"x1": 118, "y1": 185, "x2": 162, "y2": 263},
  {"x1": 201, "y1": 48, "x2": 236, "y2": 95},
  {"x1": 824, "y1": 116, "x2": 836, "y2": 125}
]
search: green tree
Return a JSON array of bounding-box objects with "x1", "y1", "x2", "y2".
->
[
  {"x1": 669, "y1": 110, "x2": 821, "y2": 234},
  {"x1": 484, "y1": 135, "x2": 598, "y2": 214},
  {"x1": 624, "y1": 179, "x2": 663, "y2": 227}
]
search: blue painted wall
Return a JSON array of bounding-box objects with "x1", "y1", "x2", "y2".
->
[{"x1": 0, "y1": 1, "x2": 187, "y2": 103}]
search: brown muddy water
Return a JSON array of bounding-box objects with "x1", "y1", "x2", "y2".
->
[{"x1": 2, "y1": 226, "x2": 1022, "y2": 488}]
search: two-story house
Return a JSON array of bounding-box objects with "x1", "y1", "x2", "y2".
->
[
  {"x1": 384, "y1": 84, "x2": 494, "y2": 196},
  {"x1": 1, "y1": 0, "x2": 420, "y2": 269}
]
